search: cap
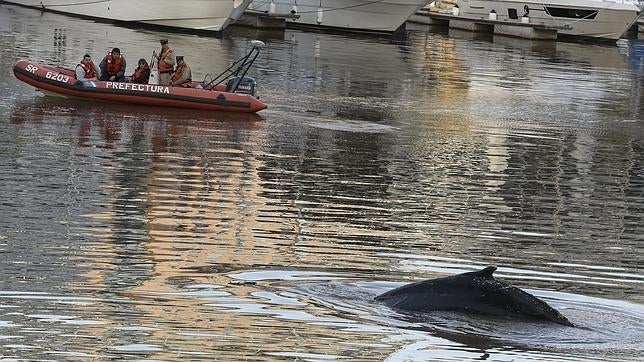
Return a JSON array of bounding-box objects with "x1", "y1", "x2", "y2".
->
[{"x1": 160, "y1": 39, "x2": 168, "y2": 44}]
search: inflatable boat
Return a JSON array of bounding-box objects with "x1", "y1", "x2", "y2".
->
[{"x1": 13, "y1": 41, "x2": 268, "y2": 113}]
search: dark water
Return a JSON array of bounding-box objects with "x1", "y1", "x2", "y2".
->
[{"x1": 1, "y1": 4, "x2": 643, "y2": 360}]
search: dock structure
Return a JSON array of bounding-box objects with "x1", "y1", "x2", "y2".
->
[
  {"x1": 409, "y1": 10, "x2": 571, "y2": 41},
  {"x1": 236, "y1": 10, "x2": 300, "y2": 30}
]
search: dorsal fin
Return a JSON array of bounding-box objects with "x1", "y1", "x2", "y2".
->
[{"x1": 474, "y1": 266, "x2": 497, "y2": 278}]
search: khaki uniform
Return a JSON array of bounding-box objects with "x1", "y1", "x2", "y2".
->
[
  {"x1": 157, "y1": 46, "x2": 176, "y2": 85},
  {"x1": 171, "y1": 63, "x2": 192, "y2": 87}
]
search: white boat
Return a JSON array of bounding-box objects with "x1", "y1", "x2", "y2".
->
[
  {"x1": 0, "y1": 0, "x2": 254, "y2": 32},
  {"x1": 455, "y1": 0, "x2": 641, "y2": 40},
  {"x1": 247, "y1": 0, "x2": 431, "y2": 32},
  {"x1": 408, "y1": 1, "x2": 456, "y2": 24},
  {"x1": 637, "y1": 16, "x2": 644, "y2": 32}
]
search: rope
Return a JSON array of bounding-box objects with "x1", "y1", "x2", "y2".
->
[{"x1": 41, "y1": 0, "x2": 110, "y2": 7}]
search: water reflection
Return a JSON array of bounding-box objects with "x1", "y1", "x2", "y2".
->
[{"x1": 0, "y1": 3, "x2": 643, "y2": 361}]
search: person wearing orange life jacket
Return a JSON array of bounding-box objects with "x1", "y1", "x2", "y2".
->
[
  {"x1": 75, "y1": 54, "x2": 101, "y2": 82},
  {"x1": 129, "y1": 58, "x2": 151, "y2": 84},
  {"x1": 155, "y1": 39, "x2": 175, "y2": 86},
  {"x1": 99, "y1": 47, "x2": 127, "y2": 82},
  {"x1": 170, "y1": 56, "x2": 192, "y2": 87}
]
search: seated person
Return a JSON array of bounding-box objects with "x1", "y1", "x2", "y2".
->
[
  {"x1": 99, "y1": 47, "x2": 127, "y2": 82},
  {"x1": 129, "y1": 58, "x2": 151, "y2": 84},
  {"x1": 75, "y1": 54, "x2": 100, "y2": 82},
  {"x1": 170, "y1": 55, "x2": 192, "y2": 87}
]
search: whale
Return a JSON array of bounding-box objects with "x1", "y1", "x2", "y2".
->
[{"x1": 375, "y1": 266, "x2": 574, "y2": 327}]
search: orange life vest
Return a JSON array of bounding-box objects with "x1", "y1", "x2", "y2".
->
[
  {"x1": 171, "y1": 63, "x2": 191, "y2": 86},
  {"x1": 131, "y1": 65, "x2": 149, "y2": 83},
  {"x1": 78, "y1": 61, "x2": 97, "y2": 79},
  {"x1": 105, "y1": 53, "x2": 122, "y2": 76},
  {"x1": 158, "y1": 47, "x2": 173, "y2": 73}
]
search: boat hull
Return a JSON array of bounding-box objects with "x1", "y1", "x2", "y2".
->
[
  {"x1": 248, "y1": 0, "x2": 431, "y2": 32},
  {"x1": 13, "y1": 59, "x2": 267, "y2": 113},
  {"x1": 457, "y1": 0, "x2": 641, "y2": 40},
  {"x1": 1, "y1": 0, "x2": 253, "y2": 31}
]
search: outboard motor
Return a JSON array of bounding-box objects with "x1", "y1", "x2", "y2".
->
[{"x1": 226, "y1": 76, "x2": 257, "y2": 96}]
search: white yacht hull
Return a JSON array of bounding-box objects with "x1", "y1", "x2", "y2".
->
[
  {"x1": 457, "y1": 0, "x2": 641, "y2": 40},
  {"x1": 637, "y1": 16, "x2": 644, "y2": 32},
  {"x1": 248, "y1": 0, "x2": 431, "y2": 32},
  {"x1": 1, "y1": 0, "x2": 253, "y2": 31}
]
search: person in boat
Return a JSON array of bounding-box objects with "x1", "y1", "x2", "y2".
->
[
  {"x1": 129, "y1": 58, "x2": 151, "y2": 84},
  {"x1": 75, "y1": 54, "x2": 101, "y2": 82},
  {"x1": 99, "y1": 47, "x2": 127, "y2": 82},
  {"x1": 170, "y1": 56, "x2": 192, "y2": 87},
  {"x1": 156, "y1": 39, "x2": 175, "y2": 86}
]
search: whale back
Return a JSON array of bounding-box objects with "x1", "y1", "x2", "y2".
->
[{"x1": 375, "y1": 266, "x2": 574, "y2": 327}]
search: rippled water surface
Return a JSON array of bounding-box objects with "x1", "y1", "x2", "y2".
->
[{"x1": 1, "y1": 4, "x2": 643, "y2": 361}]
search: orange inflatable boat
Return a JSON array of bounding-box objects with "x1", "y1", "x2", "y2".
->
[{"x1": 13, "y1": 41, "x2": 268, "y2": 113}]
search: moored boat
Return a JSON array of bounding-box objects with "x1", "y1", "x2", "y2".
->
[
  {"x1": 0, "y1": 0, "x2": 254, "y2": 32},
  {"x1": 13, "y1": 41, "x2": 268, "y2": 113},
  {"x1": 247, "y1": 0, "x2": 431, "y2": 33},
  {"x1": 455, "y1": 0, "x2": 641, "y2": 41}
]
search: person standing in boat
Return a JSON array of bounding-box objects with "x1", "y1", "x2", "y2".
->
[
  {"x1": 129, "y1": 58, "x2": 151, "y2": 84},
  {"x1": 170, "y1": 56, "x2": 192, "y2": 87},
  {"x1": 75, "y1": 54, "x2": 101, "y2": 82},
  {"x1": 99, "y1": 48, "x2": 127, "y2": 82},
  {"x1": 156, "y1": 39, "x2": 175, "y2": 86}
]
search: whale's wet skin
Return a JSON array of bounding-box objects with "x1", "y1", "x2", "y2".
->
[{"x1": 375, "y1": 266, "x2": 574, "y2": 326}]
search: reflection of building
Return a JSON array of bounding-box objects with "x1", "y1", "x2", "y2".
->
[
  {"x1": 409, "y1": 33, "x2": 470, "y2": 109},
  {"x1": 377, "y1": 30, "x2": 644, "y2": 267},
  {"x1": 258, "y1": 31, "x2": 419, "y2": 121},
  {"x1": 67, "y1": 116, "x2": 402, "y2": 358},
  {"x1": 453, "y1": 35, "x2": 629, "y2": 119}
]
